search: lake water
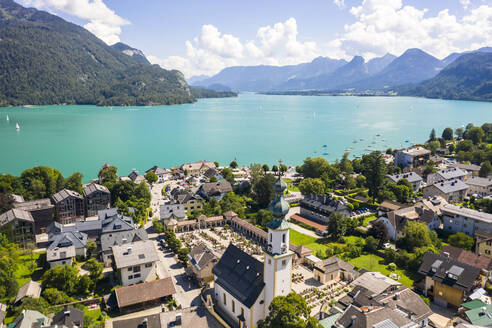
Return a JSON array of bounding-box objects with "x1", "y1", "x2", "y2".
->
[{"x1": 0, "y1": 93, "x2": 491, "y2": 181}]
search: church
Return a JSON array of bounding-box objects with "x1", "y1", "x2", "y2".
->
[{"x1": 212, "y1": 173, "x2": 293, "y2": 328}]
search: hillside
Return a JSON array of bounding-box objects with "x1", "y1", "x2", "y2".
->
[
  {"x1": 0, "y1": 0, "x2": 194, "y2": 106},
  {"x1": 111, "y1": 42, "x2": 151, "y2": 65},
  {"x1": 399, "y1": 52, "x2": 492, "y2": 102}
]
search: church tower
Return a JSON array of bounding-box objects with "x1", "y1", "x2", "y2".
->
[{"x1": 263, "y1": 164, "x2": 293, "y2": 313}]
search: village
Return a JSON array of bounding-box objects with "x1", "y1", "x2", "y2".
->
[{"x1": 0, "y1": 124, "x2": 492, "y2": 328}]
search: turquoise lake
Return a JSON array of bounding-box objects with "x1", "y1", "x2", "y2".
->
[{"x1": 0, "y1": 93, "x2": 491, "y2": 181}]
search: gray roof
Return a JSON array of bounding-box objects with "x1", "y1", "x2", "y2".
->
[
  {"x1": 315, "y1": 256, "x2": 355, "y2": 274},
  {"x1": 466, "y1": 176, "x2": 492, "y2": 187},
  {"x1": 101, "y1": 229, "x2": 148, "y2": 252},
  {"x1": 14, "y1": 280, "x2": 41, "y2": 304},
  {"x1": 388, "y1": 172, "x2": 423, "y2": 184},
  {"x1": 48, "y1": 231, "x2": 87, "y2": 250},
  {"x1": 188, "y1": 243, "x2": 217, "y2": 271},
  {"x1": 351, "y1": 272, "x2": 400, "y2": 297},
  {"x1": 11, "y1": 194, "x2": 25, "y2": 203},
  {"x1": 52, "y1": 306, "x2": 84, "y2": 328},
  {"x1": 52, "y1": 189, "x2": 83, "y2": 202},
  {"x1": 430, "y1": 179, "x2": 468, "y2": 194},
  {"x1": 199, "y1": 181, "x2": 233, "y2": 197},
  {"x1": 336, "y1": 305, "x2": 413, "y2": 328},
  {"x1": 0, "y1": 209, "x2": 34, "y2": 228},
  {"x1": 160, "y1": 204, "x2": 186, "y2": 220},
  {"x1": 47, "y1": 245, "x2": 76, "y2": 262},
  {"x1": 112, "y1": 240, "x2": 159, "y2": 269},
  {"x1": 99, "y1": 208, "x2": 135, "y2": 233},
  {"x1": 401, "y1": 147, "x2": 431, "y2": 156},
  {"x1": 442, "y1": 204, "x2": 492, "y2": 223},
  {"x1": 14, "y1": 198, "x2": 53, "y2": 211},
  {"x1": 83, "y1": 183, "x2": 110, "y2": 197},
  {"x1": 450, "y1": 163, "x2": 481, "y2": 172},
  {"x1": 10, "y1": 310, "x2": 49, "y2": 328},
  {"x1": 436, "y1": 167, "x2": 467, "y2": 180}
]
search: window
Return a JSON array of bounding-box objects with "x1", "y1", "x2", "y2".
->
[
  {"x1": 241, "y1": 308, "x2": 244, "y2": 316},
  {"x1": 133, "y1": 266, "x2": 141, "y2": 272},
  {"x1": 282, "y1": 260, "x2": 286, "y2": 266},
  {"x1": 223, "y1": 293, "x2": 226, "y2": 305},
  {"x1": 145, "y1": 263, "x2": 152, "y2": 268},
  {"x1": 232, "y1": 300, "x2": 235, "y2": 313},
  {"x1": 487, "y1": 241, "x2": 491, "y2": 246},
  {"x1": 128, "y1": 267, "x2": 133, "y2": 272},
  {"x1": 128, "y1": 275, "x2": 133, "y2": 279},
  {"x1": 134, "y1": 273, "x2": 141, "y2": 279},
  {"x1": 282, "y1": 233, "x2": 286, "y2": 243},
  {"x1": 268, "y1": 259, "x2": 271, "y2": 265},
  {"x1": 269, "y1": 233, "x2": 272, "y2": 242},
  {"x1": 486, "y1": 250, "x2": 491, "y2": 255}
]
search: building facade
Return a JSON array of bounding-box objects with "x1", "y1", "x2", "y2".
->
[
  {"x1": 442, "y1": 204, "x2": 492, "y2": 237},
  {"x1": 112, "y1": 240, "x2": 159, "y2": 286},
  {"x1": 53, "y1": 189, "x2": 84, "y2": 224},
  {"x1": 83, "y1": 183, "x2": 110, "y2": 217},
  {"x1": 0, "y1": 209, "x2": 35, "y2": 247}
]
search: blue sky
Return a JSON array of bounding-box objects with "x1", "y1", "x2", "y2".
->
[{"x1": 18, "y1": 0, "x2": 492, "y2": 77}]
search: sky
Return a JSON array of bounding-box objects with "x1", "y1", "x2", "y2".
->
[{"x1": 17, "y1": 0, "x2": 492, "y2": 78}]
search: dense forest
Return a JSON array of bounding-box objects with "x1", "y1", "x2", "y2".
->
[{"x1": 190, "y1": 86, "x2": 237, "y2": 98}]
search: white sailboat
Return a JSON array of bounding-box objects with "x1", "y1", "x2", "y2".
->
[
  {"x1": 6, "y1": 115, "x2": 9, "y2": 121},
  {"x1": 16, "y1": 123, "x2": 20, "y2": 130}
]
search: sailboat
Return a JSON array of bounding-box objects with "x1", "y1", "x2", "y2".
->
[
  {"x1": 16, "y1": 123, "x2": 20, "y2": 130},
  {"x1": 6, "y1": 115, "x2": 9, "y2": 122}
]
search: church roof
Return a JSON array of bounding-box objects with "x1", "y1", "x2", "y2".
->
[{"x1": 212, "y1": 244, "x2": 265, "y2": 308}]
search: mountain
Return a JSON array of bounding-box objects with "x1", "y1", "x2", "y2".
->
[
  {"x1": 187, "y1": 74, "x2": 210, "y2": 85},
  {"x1": 194, "y1": 57, "x2": 347, "y2": 91},
  {"x1": 399, "y1": 52, "x2": 492, "y2": 102},
  {"x1": 366, "y1": 53, "x2": 396, "y2": 75},
  {"x1": 442, "y1": 47, "x2": 492, "y2": 66},
  {"x1": 344, "y1": 48, "x2": 444, "y2": 91},
  {"x1": 190, "y1": 86, "x2": 237, "y2": 98},
  {"x1": 0, "y1": 0, "x2": 194, "y2": 106},
  {"x1": 111, "y1": 42, "x2": 151, "y2": 65}
]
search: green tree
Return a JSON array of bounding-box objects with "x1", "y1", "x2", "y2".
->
[
  {"x1": 442, "y1": 127, "x2": 454, "y2": 140},
  {"x1": 272, "y1": 165, "x2": 279, "y2": 172},
  {"x1": 177, "y1": 247, "x2": 190, "y2": 264},
  {"x1": 339, "y1": 152, "x2": 354, "y2": 174},
  {"x1": 369, "y1": 220, "x2": 389, "y2": 246},
  {"x1": 42, "y1": 288, "x2": 73, "y2": 305},
  {"x1": 361, "y1": 153, "x2": 386, "y2": 203},
  {"x1": 229, "y1": 161, "x2": 238, "y2": 169},
  {"x1": 98, "y1": 165, "x2": 118, "y2": 184},
  {"x1": 202, "y1": 197, "x2": 222, "y2": 216},
  {"x1": 64, "y1": 172, "x2": 83, "y2": 194},
  {"x1": 209, "y1": 176, "x2": 218, "y2": 183},
  {"x1": 144, "y1": 171, "x2": 158, "y2": 185},
  {"x1": 85, "y1": 258, "x2": 103, "y2": 283},
  {"x1": 86, "y1": 240, "x2": 97, "y2": 258},
  {"x1": 280, "y1": 164, "x2": 288, "y2": 173},
  {"x1": 0, "y1": 193, "x2": 14, "y2": 213},
  {"x1": 397, "y1": 221, "x2": 438, "y2": 252},
  {"x1": 479, "y1": 161, "x2": 492, "y2": 178},
  {"x1": 465, "y1": 126, "x2": 485, "y2": 145},
  {"x1": 13, "y1": 297, "x2": 51, "y2": 317},
  {"x1": 221, "y1": 168, "x2": 235, "y2": 184},
  {"x1": 448, "y1": 232, "x2": 474, "y2": 251},
  {"x1": 455, "y1": 127, "x2": 464, "y2": 139},
  {"x1": 256, "y1": 209, "x2": 274, "y2": 227},
  {"x1": 365, "y1": 236, "x2": 379, "y2": 253},
  {"x1": 429, "y1": 128, "x2": 436, "y2": 141},
  {"x1": 42, "y1": 265, "x2": 80, "y2": 296},
  {"x1": 262, "y1": 164, "x2": 270, "y2": 173},
  {"x1": 153, "y1": 219, "x2": 164, "y2": 233},
  {"x1": 214, "y1": 161, "x2": 220, "y2": 168},
  {"x1": 219, "y1": 192, "x2": 246, "y2": 218},
  {"x1": 250, "y1": 163, "x2": 264, "y2": 186},
  {"x1": 299, "y1": 157, "x2": 331, "y2": 178},
  {"x1": 253, "y1": 174, "x2": 276, "y2": 208},
  {"x1": 328, "y1": 212, "x2": 347, "y2": 240},
  {"x1": 258, "y1": 293, "x2": 321, "y2": 328},
  {"x1": 298, "y1": 178, "x2": 325, "y2": 195},
  {"x1": 427, "y1": 140, "x2": 441, "y2": 155}
]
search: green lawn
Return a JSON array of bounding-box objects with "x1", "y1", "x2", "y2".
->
[
  {"x1": 348, "y1": 254, "x2": 415, "y2": 288},
  {"x1": 289, "y1": 230, "x2": 364, "y2": 256},
  {"x1": 362, "y1": 215, "x2": 377, "y2": 227},
  {"x1": 15, "y1": 251, "x2": 45, "y2": 286}
]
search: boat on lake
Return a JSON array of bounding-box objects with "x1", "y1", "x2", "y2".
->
[
  {"x1": 6, "y1": 115, "x2": 9, "y2": 121},
  {"x1": 16, "y1": 123, "x2": 20, "y2": 130}
]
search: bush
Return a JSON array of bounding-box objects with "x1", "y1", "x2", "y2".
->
[
  {"x1": 148, "y1": 209, "x2": 153, "y2": 218},
  {"x1": 387, "y1": 263, "x2": 397, "y2": 271}
]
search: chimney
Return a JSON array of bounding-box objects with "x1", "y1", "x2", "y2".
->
[
  {"x1": 482, "y1": 307, "x2": 487, "y2": 315},
  {"x1": 443, "y1": 252, "x2": 449, "y2": 258},
  {"x1": 141, "y1": 318, "x2": 148, "y2": 328},
  {"x1": 127, "y1": 247, "x2": 132, "y2": 254},
  {"x1": 175, "y1": 313, "x2": 182, "y2": 325}
]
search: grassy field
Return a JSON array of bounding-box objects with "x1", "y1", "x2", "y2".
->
[
  {"x1": 361, "y1": 215, "x2": 377, "y2": 227},
  {"x1": 348, "y1": 254, "x2": 416, "y2": 288},
  {"x1": 289, "y1": 230, "x2": 364, "y2": 256},
  {"x1": 15, "y1": 251, "x2": 45, "y2": 286}
]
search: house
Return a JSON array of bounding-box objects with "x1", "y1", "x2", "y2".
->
[
  {"x1": 181, "y1": 160, "x2": 216, "y2": 175},
  {"x1": 416, "y1": 196, "x2": 448, "y2": 230},
  {"x1": 466, "y1": 177, "x2": 492, "y2": 198},
  {"x1": 442, "y1": 204, "x2": 492, "y2": 236},
  {"x1": 394, "y1": 147, "x2": 431, "y2": 168},
  {"x1": 9, "y1": 310, "x2": 50, "y2": 328},
  {"x1": 48, "y1": 231, "x2": 88, "y2": 258},
  {"x1": 198, "y1": 181, "x2": 233, "y2": 201},
  {"x1": 336, "y1": 276, "x2": 432, "y2": 328},
  {"x1": 440, "y1": 245, "x2": 492, "y2": 276},
  {"x1": 450, "y1": 163, "x2": 482, "y2": 177},
  {"x1": 128, "y1": 169, "x2": 146, "y2": 184},
  {"x1": 212, "y1": 175, "x2": 294, "y2": 328},
  {"x1": 146, "y1": 166, "x2": 170, "y2": 183},
  {"x1": 423, "y1": 180, "x2": 469, "y2": 203},
  {"x1": 160, "y1": 203, "x2": 186, "y2": 225},
  {"x1": 53, "y1": 189, "x2": 84, "y2": 224},
  {"x1": 100, "y1": 229, "x2": 148, "y2": 267},
  {"x1": 377, "y1": 200, "x2": 405, "y2": 217},
  {"x1": 313, "y1": 256, "x2": 358, "y2": 283},
  {"x1": 476, "y1": 229, "x2": 492, "y2": 258},
  {"x1": 47, "y1": 245, "x2": 76, "y2": 268},
  {"x1": 464, "y1": 304, "x2": 492, "y2": 326},
  {"x1": 14, "y1": 280, "x2": 41, "y2": 305},
  {"x1": 99, "y1": 208, "x2": 135, "y2": 235},
  {"x1": 83, "y1": 183, "x2": 110, "y2": 217},
  {"x1": 0, "y1": 209, "x2": 35, "y2": 246},
  {"x1": 186, "y1": 243, "x2": 218, "y2": 284},
  {"x1": 52, "y1": 306, "x2": 84, "y2": 328},
  {"x1": 173, "y1": 190, "x2": 203, "y2": 214},
  {"x1": 418, "y1": 252, "x2": 482, "y2": 308},
  {"x1": 112, "y1": 240, "x2": 159, "y2": 286},
  {"x1": 300, "y1": 194, "x2": 351, "y2": 224},
  {"x1": 112, "y1": 277, "x2": 176, "y2": 313},
  {"x1": 14, "y1": 198, "x2": 54, "y2": 234},
  {"x1": 388, "y1": 172, "x2": 423, "y2": 191},
  {"x1": 427, "y1": 167, "x2": 468, "y2": 185}
]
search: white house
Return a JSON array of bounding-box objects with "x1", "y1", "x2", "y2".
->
[
  {"x1": 466, "y1": 177, "x2": 492, "y2": 198},
  {"x1": 423, "y1": 180, "x2": 469, "y2": 203},
  {"x1": 442, "y1": 204, "x2": 492, "y2": 237},
  {"x1": 387, "y1": 172, "x2": 423, "y2": 191},
  {"x1": 46, "y1": 246, "x2": 76, "y2": 268},
  {"x1": 427, "y1": 167, "x2": 467, "y2": 185},
  {"x1": 212, "y1": 175, "x2": 293, "y2": 328},
  {"x1": 112, "y1": 240, "x2": 159, "y2": 286}
]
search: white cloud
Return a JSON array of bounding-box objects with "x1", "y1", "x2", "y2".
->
[
  {"x1": 460, "y1": 0, "x2": 471, "y2": 9},
  {"x1": 20, "y1": 0, "x2": 129, "y2": 44},
  {"x1": 335, "y1": 0, "x2": 492, "y2": 59},
  {"x1": 333, "y1": 0, "x2": 345, "y2": 9},
  {"x1": 150, "y1": 17, "x2": 320, "y2": 77}
]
